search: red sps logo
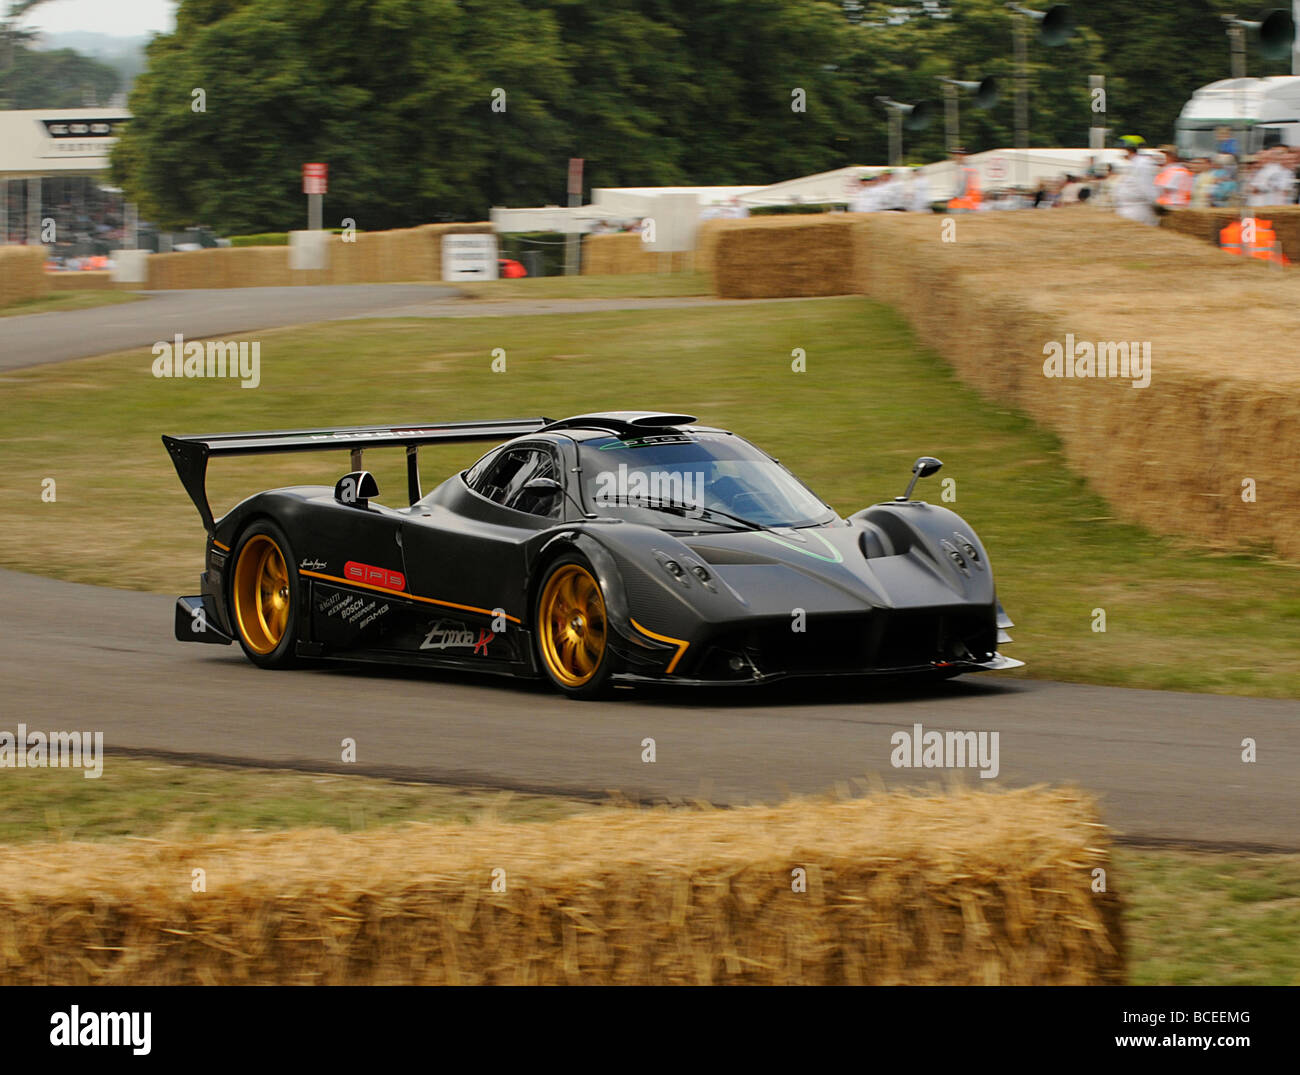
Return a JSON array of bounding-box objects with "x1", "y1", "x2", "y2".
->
[{"x1": 344, "y1": 561, "x2": 406, "y2": 591}]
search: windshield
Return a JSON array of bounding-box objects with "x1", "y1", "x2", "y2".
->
[
  {"x1": 1176, "y1": 121, "x2": 1280, "y2": 159},
  {"x1": 577, "y1": 432, "x2": 834, "y2": 529}
]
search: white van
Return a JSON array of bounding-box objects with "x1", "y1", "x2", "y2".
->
[{"x1": 1176, "y1": 76, "x2": 1300, "y2": 157}]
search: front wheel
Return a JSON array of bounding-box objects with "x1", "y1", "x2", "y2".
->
[
  {"x1": 229, "y1": 521, "x2": 300, "y2": 669},
  {"x1": 534, "y1": 555, "x2": 613, "y2": 699}
]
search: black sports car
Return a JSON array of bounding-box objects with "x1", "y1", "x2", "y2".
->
[{"x1": 164, "y1": 411, "x2": 1020, "y2": 697}]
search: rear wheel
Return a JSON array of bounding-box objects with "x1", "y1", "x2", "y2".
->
[
  {"x1": 534, "y1": 556, "x2": 612, "y2": 699},
  {"x1": 229, "y1": 521, "x2": 299, "y2": 668}
]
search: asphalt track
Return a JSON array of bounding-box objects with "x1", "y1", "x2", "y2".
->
[
  {"x1": 3, "y1": 567, "x2": 1296, "y2": 850},
  {"x1": 1, "y1": 284, "x2": 1296, "y2": 850},
  {"x1": 0, "y1": 284, "x2": 772, "y2": 372}
]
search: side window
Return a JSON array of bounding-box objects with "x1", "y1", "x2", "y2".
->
[{"x1": 467, "y1": 447, "x2": 561, "y2": 517}]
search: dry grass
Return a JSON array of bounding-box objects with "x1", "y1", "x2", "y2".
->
[
  {"x1": 0, "y1": 247, "x2": 49, "y2": 307},
  {"x1": 0, "y1": 787, "x2": 1121, "y2": 985}
]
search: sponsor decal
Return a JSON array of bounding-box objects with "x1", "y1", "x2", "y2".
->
[
  {"x1": 318, "y1": 591, "x2": 391, "y2": 629},
  {"x1": 598, "y1": 434, "x2": 693, "y2": 450},
  {"x1": 344, "y1": 560, "x2": 406, "y2": 591},
  {"x1": 421, "y1": 619, "x2": 495, "y2": 654},
  {"x1": 299, "y1": 558, "x2": 326, "y2": 571}
]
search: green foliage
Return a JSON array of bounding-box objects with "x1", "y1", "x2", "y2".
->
[
  {"x1": 113, "y1": 0, "x2": 1292, "y2": 231},
  {"x1": 0, "y1": 44, "x2": 120, "y2": 108}
]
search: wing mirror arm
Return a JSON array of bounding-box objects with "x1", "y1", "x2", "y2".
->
[{"x1": 896, "y1": 456, "x2": 943, "y2": 502}]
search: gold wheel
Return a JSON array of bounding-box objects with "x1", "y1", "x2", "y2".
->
[
  {"x1": 537, "y1": 563, "x2": 607, "y2": 688},
  {"x1": 232, "y1": 534, "x2": 291, "y2": 655}
]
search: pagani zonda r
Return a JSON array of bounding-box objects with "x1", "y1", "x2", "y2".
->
[{"x1": 164, "y1": 411, "x2": 1021, "y2": 698}]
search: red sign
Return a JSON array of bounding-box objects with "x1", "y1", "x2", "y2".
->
[
  {"x1": 567, "y1": 157, "x2": 584, "y2": 197},
  {"x1": 344, "y1": 561, "x2": 405, "y2": 592},
  {"x1": 303, "y1": 162, "x2": 328, "y2": 195}
]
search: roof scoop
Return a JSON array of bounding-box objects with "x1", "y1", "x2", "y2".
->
[
  {"x1": 627, "y1": 412, "x2": 697, "y2": 427},
  {"x1": 542, "y1": 411, "x2": 699, "y2": 435}
]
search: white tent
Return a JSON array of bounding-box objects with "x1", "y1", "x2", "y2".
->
[
  {"x1": 919, "y1": 147, "x2": 1130, "y2": 200},
  {"x1": 736, "y1": 165, "x2": 891, "y2": 208}
]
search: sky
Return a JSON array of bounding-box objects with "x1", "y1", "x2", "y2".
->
[{"x1": 18, "y1": 0, "x2": 177, "y2": 37}]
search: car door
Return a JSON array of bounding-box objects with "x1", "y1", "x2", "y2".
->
[{"x1": 399, "y1": 443, "x2": 564, "y2": 659}]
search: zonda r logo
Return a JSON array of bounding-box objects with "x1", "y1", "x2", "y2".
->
[{"x1": 421, "y1": 619, "x2": 495, "y2": 653}]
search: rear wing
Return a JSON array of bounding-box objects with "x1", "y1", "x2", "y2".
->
[{"x1": 162, "y1": 418, "x2": 552, "y2": 532}]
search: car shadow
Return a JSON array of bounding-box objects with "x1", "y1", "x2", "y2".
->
[{"x1": 293, "y1": 656, "x2": 1029, "y2": 709}]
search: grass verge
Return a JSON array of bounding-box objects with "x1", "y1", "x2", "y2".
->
[
  {"x1": 0, "y1": 757, "x2": 590, "y2": 844},
  {"x1": 0, "y1": 289, "x2": 143, "y2": 318},
  {"x1": 0, "y1": 296, "x2": 1296, "y2": 695},
  {"x1": 451, "y1": 270, "x2": 711, "y2": 300}
]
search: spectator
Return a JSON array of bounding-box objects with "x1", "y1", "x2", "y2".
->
[
  {"x1": 849, "y1": 172, "x2": 877, "y2": 212},
  {"x1": 1089, "y1": 165, "x2": 1116, "y2": 209},
  {"x1": 906, "y1": 166, "x2": 932, "y2": 212},
  {"x1": 1287, "y1": 146, "x2": 1300, "y2": 202},
  {"x1": 1189, "y1": 157, "x2": 1216, "y2": 208},
  {"x1": 1058, "y1": 173, "x2": 1086, "y2": 204},
  {"x1": 1113, "y1": 135, "x2": 1159, "y2": 224},
  {"x1": 947, "y1": 147, "x2": 982, "y2": 212},
  {"x1": 1247, "y1": 146, "x2": 1296, "y2": 206},
  {"x1": 1209, "y1": 154, "x2": 1239, "y2": 208},
  {"x1": 1154, "y1": 146, "x2": 1193, "y2": 209},
  {"x1": 876, "y1": 169, "x2": 905, "y2": 211},
  {"x1": 1215, "y1": 125, "x2": 1239, "y2": 158}
]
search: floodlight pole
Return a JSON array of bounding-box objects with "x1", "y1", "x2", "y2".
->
[
  {"x1": 942, "y1": 81, "x2": 960, "y2": 155},
  {"x1": 1013, "y1": 16, "x2": 1029, "y2": 190},
  {"x1": 1089, "y1": 74, "x2": 1106, "y2": 151},
  {"x1": 1226, "y1": 16, "x2": 1248, "y2": 211},
  {"x1": 889, "y1": 109, "x2": 902, "y2": 166}
]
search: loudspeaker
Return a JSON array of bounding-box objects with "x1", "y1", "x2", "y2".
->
[
  {"x1": 1259, "y1": 9, "x2": 1295, "y2": 62},
  {"x1": 1039, "y1": 5, "x2": 1073, "y2": 47}
]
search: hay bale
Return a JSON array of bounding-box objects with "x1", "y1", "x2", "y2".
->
[
  {"x1": 47, "y1": 270, "x2": 116, "y2": 291},
  {"x1": 1161, "y1": 206, "x2": 1300, "y2": 262},
  {"x1": 0, "y1": 247, "x2": 50, "y2": 307},
  {"x1": 581, "y1": 232, "x2": 690, "y2": 275},
  {"x1": 713, "y1": 215, "x2": 858, "y2": 298},
  {"x1": 847, "y1": 210, "x2": 1300, "y2": 559},
  {"x1": 0, "y1": 787, "x2": 1121, "y2": 985}
]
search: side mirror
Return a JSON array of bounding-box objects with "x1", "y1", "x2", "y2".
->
[
  {"x1": 897, "y1": 456, "x2": 943, "y2": 501},
  {"x1": 335, "y1": 470, "x2": 379, "y2": 508},
  {"x1": 522, "y1": 477, "x2": 562, "y2": 493}
]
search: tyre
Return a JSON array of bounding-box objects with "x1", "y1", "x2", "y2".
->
[
  {"x1": 534, "y1": 555, "x2": 613, "y2": 699},
  {"x1": 228, "y1": 520, "x2": 300, "y2": 669}
]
